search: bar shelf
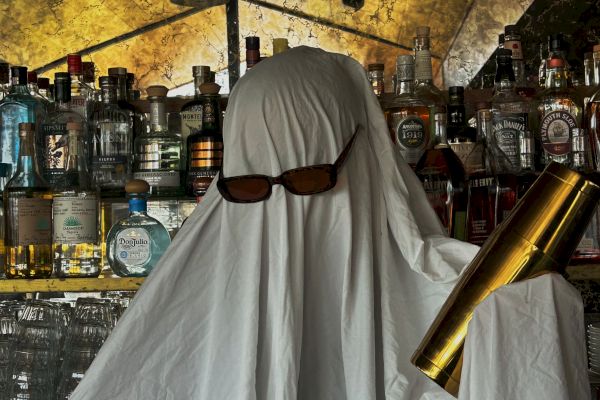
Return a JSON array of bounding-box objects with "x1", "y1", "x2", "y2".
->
[{"x1": 0, "y1": 277, "x2": 145, "y2": 294}]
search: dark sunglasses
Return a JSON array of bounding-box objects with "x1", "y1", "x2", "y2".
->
[{"x1": 217, "y1": 127, "x2": 360, "y2": 203}]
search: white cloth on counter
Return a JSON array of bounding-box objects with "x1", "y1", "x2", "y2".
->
[
  {"x1": 459, "y1": 273, "x2": 591, "y2": 400},
  {"x1": 70, "y1": 46, "x2": 479, "y2": 400}
]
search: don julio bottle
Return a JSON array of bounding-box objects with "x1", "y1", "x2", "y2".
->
[{"x1": 106, "y1": 180, "x2": 171, "y2": 277}]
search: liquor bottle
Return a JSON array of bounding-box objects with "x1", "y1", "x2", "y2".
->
[
  {"x1": 40, "y1": 72, "x2": 85, "y2": 187},
  {"x1": 447, "y1": 86, "x2": 476, "y2": 166},
  {"x1": 367, "y1": 63, "x2": 384, "y2": 98},
  {"x1": 180, "y1": 66, "x2": 211, "y2": 146},
  {"x1": 37, "y1": 78, "x2": 51, "y2": 101},
  {"x1": 273, "y1": 38, "x2": 289, "y2": 55},
  {"x1": 66, "y1": 54, "x2": 94, "y2": 124},
  {"x1": 133, "y1": 85, "x2": 183, "y2": 197},
  {"x1": 82, "y1": 61, "x2": 100, "y2": 101},
  {"x1": 384, "y1": 55, "x2": 430, "y2": 168},
  {"x1": 415, "y1": 113, "x2": 466, "y2": 238},
  {"x1": 186, "y1": 82, "x2": 223, "y2": 197},
  {"x1": 106, "y1": 179, "x2": 171, "y2": 277},
  {"x1": 538, "y1": 49, "x2": 582, "y2": 167},
  {"x1": 503, "y1": 25, "x2": 529, "y2": 94},
  {"x1": 414, "y1": 26, "x2": 447, "y2": 150},
  {"x1": 246, "y1": 36, "x2": 261, "y2": 70},
  {"x1": 0, "y1": 66, "x2": 47, "y2": 190},
  {"x1": 498, "y1": 33, "x2": 504, "y2": 50},
  {"x1": 3, "y1": 123, "x2": 52, "y2": 278},
  {"x1": 0, "y1": 63, "x2": 9, "y2": 100},
  {"x1": 90, "y1": 76, "x2": 132, "y2": 197},
  {"x1": 490, "y1": 49, "x2": 530, "y2": 173},
  {"x1": 108, "y1": 67, "x2": 146, "y2": 142},
  {"x1": 53, "y1": 121, "x2": 101, "y2": 277}
]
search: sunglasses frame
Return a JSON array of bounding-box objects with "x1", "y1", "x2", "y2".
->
[{"x1": 217, "y1": 126, "x2": 360, "y2": 203}]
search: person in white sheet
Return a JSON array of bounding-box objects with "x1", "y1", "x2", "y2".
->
[{"x1": 70, "y1": 46, "x2": 478, "y2": 400}]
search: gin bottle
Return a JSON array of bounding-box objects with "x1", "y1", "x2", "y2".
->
[
  {"x1": 91, "y1": 76, "x2": 132, "y2": 197},
  {"x1": 384, "y1": 55, "x2": 431, "y2": 168},
  {"x1": 0, "y1": 66, "x2": 47, "y2": 191},
  {"x1": 40, "y1": 72, "x2": 85, "y2": 187},
  {"x1": 106, "y1": 179, "x2": 171, "y2": 277},
  {"x1": 4, "y1": 123, "x2": 52, "y2": 278},
  {"x1": 186, "y1": 82, "x2": 223, "y2": 197},
  {"x1": 52, "y1": 122, "x2": 101, "y2": 277},
  {"x1": 133, "y1": 85, "x2": 183, "y2": 197}
]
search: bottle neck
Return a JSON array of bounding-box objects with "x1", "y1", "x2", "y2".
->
[
  {"x1": 414, "y1": 36, "x2": 433, "y2": 84},
  {"x1": 495, "y1": 62, "x2": 515, "y2": 88},
  {"x1": 149, "y1": 99, "x2": 168, "y2": 132},
  {"x1": 201, "y1": 95, "x2": 221, "y2": 132},
  {"x1": 128, "y1": 196, "x2": 148, "y2": 215},
  {"x1": 396, "y1": 80, "x2": 414, "y2": 95},
  {"x1": 546, "y1": 67, "x2": 569, "y2": 89},
  {"x1": 194, "y1": 76, "x2": 204, "y2": 98},
  {"x1": 15, "y1": 132, "x2": 38, "y2": 175},
  {"x1": 116, "y1": 78, "x2": 128, "y2": 101},
  {"x1": 435, "y1": 120, "x2": 449, "y2": 146},
  {"x1": 64, "y1": 134, "x2": 88, "y2": 173}
]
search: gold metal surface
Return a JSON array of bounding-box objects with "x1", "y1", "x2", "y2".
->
[
  {"x1": 0, "y1": 277, "x2": 145, "y2": 293},
  {"x1": 412, "y1": 162, "x2": 600, "y2": 397}
]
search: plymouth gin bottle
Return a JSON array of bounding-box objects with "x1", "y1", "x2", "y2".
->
[
  {"x1": 133, "y1": 85, "x2": 183, "y2": 197},
  {"x1": 40, "y1": 72, "x2": 85, "y2": 187},
  {"x1": 53, "y1": 122, "x2": 101, "y2": 277},
  {"x1": 106, "y1": 179, "x2": 171, "y2": 277},
  {"x1": 384, "y1": 55, "x2": 430, "y2": 168},
  {"x1": 4, "y1": 123, "x2": 52, "y2": 278},
  {"x1": 91, "y1": 76, "x2": 132, "y2": 197}
]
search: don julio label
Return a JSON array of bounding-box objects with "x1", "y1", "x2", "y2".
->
[
  {"x1": 116, "y1": 228, "x2": 151, "y2": 267},
  {"x1": 540, "y1": 110, "x2": 577, "y2": 156}
]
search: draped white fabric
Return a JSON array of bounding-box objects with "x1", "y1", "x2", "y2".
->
[
  {"x1": 70, "y1": 46, "x2": 479, "y2": 400},
  {"x1": 459, "y1": 273, "x2": 591, "y2": 400}
]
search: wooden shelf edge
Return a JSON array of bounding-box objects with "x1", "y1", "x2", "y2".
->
[
  {"x1": 567, "y1": 264, "x2": 600, "y2": 281},
  {"x1": 0, "y1": 277, "x2": 145, "y2": 293}
]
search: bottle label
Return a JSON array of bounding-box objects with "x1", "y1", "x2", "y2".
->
[
  {"x1": 53, "y1": 197, "x2": 98, "y2": 244},
  {"x1": 70, "y1": 97, "x2": 87, "y2": 118},
  {"x1": 133, "y1": 171, "x2": 180, "y2": 188},
  {"x1": 42, "y1": 123, "x2": 68, "y2": 180},
  {"x1": 449, "y1": 141, "x2": 477, "y2": 169},
  {"x1": 492, "y1": 113, "x2": 527, "y2": 167},
  {"x1": 421, "y1": 178, "x2": 450, "y2": 229},
  {"x1": 115, "y1": 228, "x2": 151, "y2": 267},
  {"x1": 540, "y1": 111, "x2": 576, "y2": 156},
  {"x1": 395, "y1": 116, "x2": 426, "y2": 148},
  {"x1": 180, "y1": 110, "x2": 202, "y2": 140},
  {"x1": 414, "y1": 50, "x2": 433, "y2": 81},
  {"x1": 504, "y1": 40, "x2": 523, "y2": 60},
  {"x1": 202, "y1": 101, "x2": 217, "y2": 125},
  {"x1": 17, "y1": 198, "x2": 52, "y2": 246},
  {"x1": 92, "y1": 155, "x2": 128, "y2": 171}
]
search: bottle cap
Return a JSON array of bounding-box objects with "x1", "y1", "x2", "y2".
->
[
  {"x1": 66, "y1": 121, "x2": 82, "y2": 132},
  {"x1": 67, "y1": 54, "x2": 82, "y2": 74},
  {"x1": 498, "y1": 33, "x2": 505, "y2": 45},
  {"x1": 108, "y1": 67, "x2": 128, "y2": 76},
  {"x1": 18, "y1": 122, "x2": 35, "y2": 136},
  {"x1": 272, "y1": 38, "x2": 289, "y2": 54},
  {"x1": 416, "y1": 26, "x2": 430, "y2": 37},
  {"x1": 99, "y1": 75, "x2": 118, "y2": 86},
  {"x1": 54, "y1": 72, "x2": 72, "y2": 101},
  {"x1": 125, "y1": 179, "x2": 150, "y2": 194},
  {"x1": 37, "y1": 77, "x2": 50, "y2": 89},
  {"x1": 146, "y1": 85, "x2": 169, "y2": 98},
  {"x1": 246, "y1": 36, "x2": 260, "y2": 50},
  {"x1": 11, "y1": 66, "x2": 27, "y2": 85},
  {"x1": 368, "y1": 63, "x2": 384, "y2": 71},
  {"x1": 0, "y1": 63, "x2": 9, "y2": 84},
  {"x1": 199, "y1": 82, "x2": 221, "y2": 95},
  {"x1": 27, "y1": 71, "x2": 37, "y2": 83},
  {"x1": 504, "y1": 25, "x2": 519, "y2": 36}
]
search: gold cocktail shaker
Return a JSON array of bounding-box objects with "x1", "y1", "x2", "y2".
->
[{"x1": 411, "y1": 162, "x2": 600, "y2": 397}]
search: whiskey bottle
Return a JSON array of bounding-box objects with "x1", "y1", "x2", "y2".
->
[
  {"x1": 384, "y1": 55, "x2": 430, "y2": 168},
  {"x1": 186, "y1": 82, "x2": 223, "y2": 197},
  {"x1": 133, "y1": 85, "x2": 183, "y2": 197},
  {"x1": 91, "y1": 76, "x2": 132, "y2": 197},
  {"x1": 40, "y1": 72, "x2": 85, "y2": 187},
  {"x1": 4, "y1": 123, "x2": 52, "y2": 278},
  {"x1": 180, "y1": 66, "x2": 211, "y2": 146},
  {"x1": 53, "y1": 121, "x2": 101, "y2": 277},
  {"x1": 415, "y1": 113, "x2": 466, "y2": 238},
  {"x1": 106, "y1": 179, "x2": 171, "y2": 277},
  {"x1": 538, "y1": 50, "x2": 581, "y2": 167}
]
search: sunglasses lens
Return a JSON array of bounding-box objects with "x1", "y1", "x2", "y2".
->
[
  {"x1": 222, "y1": 178, "x2": 271, "y2": 202},
  {"x1": 282, "y1": 167, "x2": 334, "y2": 194}
]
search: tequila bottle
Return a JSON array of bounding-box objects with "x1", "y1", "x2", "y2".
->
[
  {"x1": 0, "y1": 66, "x2": 47, "y2": 191},
  {"x1": 4, "y1": 123, "x2": 52, "y2": 278},
  {"x1": 108, "y1": 67, "x2": 146, "y2": 143},
  {"x1": 384, "y1": 55, "x2": 431, "y2": 168},
  {"x1": 40, "y1": 72, "x2": 85, "y2": 187},
  {"x1": 53, "y1": 121, "x2": 101, "y2": 277},
  {"x1": 133, "y1": 85, "x2": 183, "y2": 197},
  {"x1": 106, "y1": 179, "x2": 171, "y2": 277},
  {"x1": 186, "y1": 82, "x2": 223, "y2": 197},
  {"x1": 91, "y1": 76, "x2": 132, "y2": 197}
]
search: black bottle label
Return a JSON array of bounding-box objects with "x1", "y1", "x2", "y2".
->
[
  {"x1": 540, "y1": 111, "x2": 576, "y2": 156},
  {"x1": 492, "y1": 113, "x2": 527, "y2": 168},
  {"x1": 396, "y1": 116, "x2": 425, "y2": 149}
]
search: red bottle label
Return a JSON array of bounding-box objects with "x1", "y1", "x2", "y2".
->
[{"x1": 540, "y1": 111, "x2": 576, "y2": 156}]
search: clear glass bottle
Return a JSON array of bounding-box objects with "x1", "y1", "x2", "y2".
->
[
  {"x1": 415, "y1": 113, "x2": 466, "y2": 238},
  {"x1": 0, "y1": 66, "x2": 47, "y2": 191},
  {"x1": 108, "y1": 67, "x2": 146, "y2": 142},
  {"x1": 40, "y1": 72, "x2": 86, "y2": 187},
  {"x1": 384, "y1": 54, "x2": 431, "y2": 168},
  {"x1": 538, "y1": 51, "x2": 582, "y2": 167},
  {"x1": 0, "y1": 63, "x2": 10, "y2": 100},
  {"x1": 491, "y1": 49, "x2": 531, "y2": 173},
  {"x1": 133, "y1": 85, "x2": 183, "y2": 197},
  {"x1": 414, "y1": 26, "x2": 447, "y2": 140},
  {"x1": 106, "y1": 179, "x2": 171, "y2": 277},
  {"x1": 180, "y1": 66, "x2": 211, "y2": 146},
  {"x1": 53, "y1": 121, "x2": 101, "y2": 277},
  {"x1": 186, "y1": 82, "x2": 223, "y2": 197},
  {"x1": 3, "y1": 123, "x2": 52, "y2": 278},
  {"x1": 91, "y1": 76, "x2": 132, "y2": 197},
  {"x1": 503, "y1": 25, "x2": 529, "y2": 92},
  {"x1": 367, "y1": 63, "x2": 385, "y2": 98},
  {"x1": 67, "y1": 54, "x2": 95, "y2": 122}
]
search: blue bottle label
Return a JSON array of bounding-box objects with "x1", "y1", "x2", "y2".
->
[{"x1": 115, "y1": 228, "x2": 151, "y2": 267}]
